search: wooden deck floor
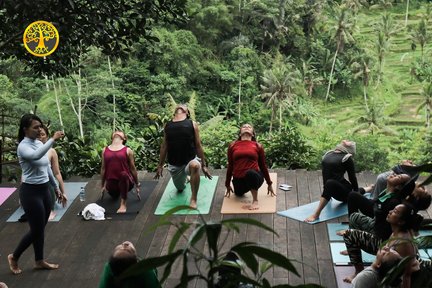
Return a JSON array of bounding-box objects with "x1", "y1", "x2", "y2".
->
[{"x1": 0, "y1": 169, "x2": 431, "y2": 288}]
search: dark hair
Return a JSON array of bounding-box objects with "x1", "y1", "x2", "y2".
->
[
  {"x1": 398, "y1": 202, "x2": 423, "y2": 232},
  {"x1": 237, "y1": 124, "x2": 256, "y2": 141},
  {"x1": 215, "y1": 251, "x2": 241, "y2": 288},
  {"x1": 108, "y1": 252, "x2": 137, "y2": 277},
  {"x1": 18, "y1": 114, "x2": 43, "y2": 142},
  {"x1": 406, "y1": 190, "x2": 432, "y2": 211},
  {"x1": 397, "y1": 174, "x2": 419, "y2": 199},
  {"x1": 41, "y1": 125, "x2": 50, "y2": 137},
  {"x1": 378, "y1": 257, "x2": 403, "y2": 286}
]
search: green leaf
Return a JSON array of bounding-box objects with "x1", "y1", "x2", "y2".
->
[
  {"x1": 221, "y1": 218, "x2": 277, "y2": 236},
  {"x1": 206, "y1": 223, "x2": 222, "y2": 258},
  {"x1": 119, "y1": 250, "x2": 182, "y2": 280},
  {"x1": 169, "y1": 222, "x2": 192, "y2": 253}
]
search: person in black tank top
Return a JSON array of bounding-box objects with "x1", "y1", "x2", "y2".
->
[{"x1": 154, "y1": 104, "x2": 212, "y2": 209}]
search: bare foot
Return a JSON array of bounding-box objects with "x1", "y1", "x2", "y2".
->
[
  {"x1": 364, "y1": 184, "x2": 375, "y2": 193},
  {"x1": 8, "y1": 254, "x2": 22, "y2": 275},
  {"x1": 343, "y1": 274, "x2": 357, "y2": 283},
  {"x1": 116, "y1": 205, "x2": 127, "y2": 213},
  {"x1": 49, "y1": 211, "x2": 57, "y2": 221},
  {"x1": 339, "y1": 250, "x2": 348, "y2": 256},
  {"x1": 34, "y1": 260, "x2": 59, "y2": 270},
  {"x1": 336, "y1": 229, "x2": 346, "y2": 236},
  {"x1": 249, "y1": 201, "x2": 259, "y2": 210},
  {"x1": 189, "y1": 199, "x2": 197, "y2": 209},
  {"x1": 305, "y1": 214, "x2": 319, "y2": 222}
]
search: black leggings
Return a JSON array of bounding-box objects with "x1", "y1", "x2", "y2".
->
[
  {"x1": 232, "y1": 170, "x2": 264, "y2": 197},
  {"x1": 321, "y1": 179, "x2": 352, "y2": 202},
  {"x1": 347, "y1": 191, "x2": 374, "y2": 217},
  {"x1": 14, "y1": 182, "x2": 52, "y2": 261}
]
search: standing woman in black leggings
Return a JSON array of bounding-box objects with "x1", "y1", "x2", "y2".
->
[{"x1": 8, "y1": 114, "x2": 65, "y2": 274}]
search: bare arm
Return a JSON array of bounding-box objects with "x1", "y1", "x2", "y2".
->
[
  {"x1": 193, "y1": 121, "x2": 211, "y2": 179},
  {"x1": 49, "y1": 149, "x2": 65, "y2": 195},
  {"x1": 100, "y1": 147, "x2": 106, "y2": 188},
  {"x1": 154, "y1": 129, "x2": 167, "y2": 179},
  {"x1": 127, "y1": 148, "x2": 139, "y2": 185}
]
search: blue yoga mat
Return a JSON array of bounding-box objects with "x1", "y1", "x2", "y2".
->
[
  {"x1": 7, "y1": 182, "x2": 87, "y2": 222},
  {"x1": 330, "y1": 242, "x2": 376, "y2": 265},
  {"x1": 154, "y1": 176, "x2": 218, "y2": 215},
  {"x1": 277, "y1": 198, "x2": 348, "y2": 224}
]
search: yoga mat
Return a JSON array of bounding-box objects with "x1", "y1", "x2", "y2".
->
[
  {"x1": 7, "y1": 182, "x2": 87, "y2": 222},
  {"x1": 277, "y1": 198, "x2": 347, "y2": 224},
  {"x1": 154, "y1": 176, "x2": 218, "y2": 215},
  {"x1": 330, "y1": 242, "x2": 376, "y2": 265},
  {"x1": 328, "y1": 223, "x2": 432, "y2": 242},
  {"x1": 96, "y1": 180, "x2": 157, "y2": 220},
  {"x1": 221, "y1": 173, "x2": 277, "y2": 214},
  {"x1": 334, "y1": 266, "x2": 359, "y2": 288},
  {"x1": 0, "y1": 187, "x2": 16, "y2": 206}
]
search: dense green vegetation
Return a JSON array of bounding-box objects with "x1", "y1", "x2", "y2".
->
[{"x1": 1, "y1": 0, "x2": 432, "y2": 178}]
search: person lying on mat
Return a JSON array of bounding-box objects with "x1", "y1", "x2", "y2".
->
[
  {"x1": 343, "y1": 202, "x2": 424, "y2": 286},
  {"x1": 98, "y1": 241, "x2": 160, "y2": 288},
  {"x1": 100, "y1": 130, "x2": 140, "y2": 213},
  {"x1": 224, "y1": 123, "x2": 275, "y2": 210},
  {"x1": 8, "y1": 114, "x2": 65, "y2": 274},
  {"x1": 305, "y1": 140, "x2": 358, "y2": 222},
  {"x1": 154, "y1": 103, "x2": 212, "y2": 209},
  {"x1": 351, "y1": 246, "x2": 402, "y2": 288}
]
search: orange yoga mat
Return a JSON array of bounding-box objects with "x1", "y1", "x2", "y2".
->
[{"x1": 221, "y1": 173, "x2": 277, "y2": 214}]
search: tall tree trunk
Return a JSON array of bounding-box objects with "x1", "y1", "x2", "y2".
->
[
  {"x1": 325, "y1": 46, "x2": 339, "y2": 101},
  {"x1": 405, "y1": 0, "x2": 410, "y2": 27},
  {"x1": 278, "y1": 105, "x2": 282, "y2": 133},
  {"x1": 427, "y1": 105, "x2": 430, "y2": 128},
  {"x1": 238, "y1": 71, "x2": 242, "y2": 123},
  {"x1": 363, "y1": 85, "x2": 369, "y2": 112},
  {"x1": 76, "y1": 68, "x2": 84, "y2": 139},
  {"x1": 108, "y1": 56, "x2": 116, "y2": 131},
  {"x1": 269, "y1": 103, "x2": 275, "y2": 133},
  {"x1": 51, "y1": 76, "x2": 64, "y2": 129}
]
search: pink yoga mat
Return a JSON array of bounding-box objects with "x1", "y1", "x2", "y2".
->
[{"x1": 0, "y1": 187, "x2": 17, "y2": 205}]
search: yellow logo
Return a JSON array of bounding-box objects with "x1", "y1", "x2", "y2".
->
[{"x1": 23, "y1": 21, "x2": 59, "y2": 57}]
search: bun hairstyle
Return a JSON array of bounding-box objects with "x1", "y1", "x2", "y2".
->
[
  {"x1": 112, "y1": 131, "x2": 127, "y2": 145},
  {"x1": 399, "y1": 202, "x2": 423, "y2": 232}
]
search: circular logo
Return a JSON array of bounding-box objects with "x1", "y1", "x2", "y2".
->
[{"x1": 23, "y1": 21, "x2": 59, "y2": 57}]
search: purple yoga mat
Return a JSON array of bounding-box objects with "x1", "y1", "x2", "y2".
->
[{"x1": 0, "y1": 187, "x2": 17, "y2": 206}]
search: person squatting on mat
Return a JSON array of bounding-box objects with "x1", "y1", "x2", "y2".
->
[
  {"x1": 8, "y1": 114, "x2": 65, "y2": 274},
  {"x1": 154, "y1": 103, "x2": 212, "y2": 209},
  {"x1": 98, "y1": 241, "x2": 160, "y2": 288},
  {"x1": 342, "y1": 202, "x2": 428, "y2": 287},
  {"x1": 305, "y1": 140, "x2": 358, "y2": 222},
  {"x1": 224, "y1": 123, "x2": 275, "y2": 210},
  {"x1": 351, "y1": 246, "x2": 402, "y2": 288},
  {"x1": 100, "y1": 130, "x2": 141, "y2": 213}
]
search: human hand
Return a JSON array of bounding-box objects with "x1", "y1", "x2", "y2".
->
[
  {"x1": 225, "y1": 186, "x2": 233, "y2": 198},
  {"x1": 52, "y1": 131, "x2": 65, "y2": 141},
  {"x1": 267, "y1": 185, "x2": 276, "y2": 197},
  {"x1": 202, "y1": 167, "x2": 212, "y2": 180},
  {"x1": 154, "y1": 166, "x2": 163, "y2": 179},
  {"x1": 56, "y1": 189, "x2": 67, "y2": 207}
]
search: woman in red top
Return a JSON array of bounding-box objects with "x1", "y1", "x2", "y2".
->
[
  {"x1": 100, "y1": 131, "x2": 140, "y2": 213},
  {"x1": 225, "y1": 124, "x2": 275, "y2": 210}
]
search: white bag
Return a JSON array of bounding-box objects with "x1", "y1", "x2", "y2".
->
[{"x1": 82, "y1": 203, "x2": 105, "y2": 220}]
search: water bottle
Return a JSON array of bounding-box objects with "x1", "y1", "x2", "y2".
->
[{"x1": 79, "y1": 186, "x2": 85, "y2": 202}]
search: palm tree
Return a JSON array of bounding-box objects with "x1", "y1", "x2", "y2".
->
[
  {"x1": 352, "y1": 97, "x2": 397, "y2": 135},
  {"x1": 375, "y1": 31, "x2": 390, "y2": 84},
  {"x1": 375, "y1": 13, "x2": 399, "y2": 42},
  {"x1": 260, "y1": 58, "x2": 303, "y2": 132},
  {"x1": 325, "y1": 8, "x2": 355, "y2": 101},
  {"x1": 411, "y1": 19, "x2": 429, "y2": 62},
  {"x1": 300, "y1": 58, "x2": 323, "y2": 97},
  {"x1": 416, "y1": 82, "x2": 432, "y2": 128},
  {"x1": 351, "y1": 51, "x2": 374, "y2": 112}
]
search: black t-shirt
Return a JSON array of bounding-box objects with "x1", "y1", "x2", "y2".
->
[
  {"x1": 321, "y1": 151, "x2": 358, "y2": 191},
  {"x1": 165, "y1": 119, "x2": 196, "y2": 166}
]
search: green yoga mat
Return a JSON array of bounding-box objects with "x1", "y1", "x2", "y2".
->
[{"x1": 154, "y1": 176, "x2": 219, "y2": 215}]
